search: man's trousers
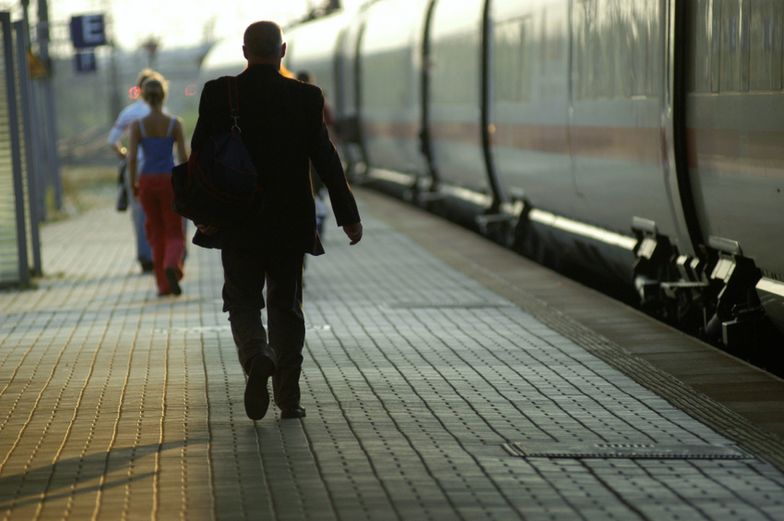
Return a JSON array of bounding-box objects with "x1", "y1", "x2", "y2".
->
[{"x1": 221, "y1": 247, "x2": 305, "y2": 409}]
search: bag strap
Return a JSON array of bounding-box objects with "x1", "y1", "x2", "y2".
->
[{"x1": 227, "y1": 76, "x2": 241, "y2": 134}]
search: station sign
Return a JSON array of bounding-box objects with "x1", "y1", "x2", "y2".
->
[
  {"x1": 69, "y1": 14, "x2": 107, "y2": 49},
  {"x1": 74, "y1": 51, "x2": 97, "y2": 73}
]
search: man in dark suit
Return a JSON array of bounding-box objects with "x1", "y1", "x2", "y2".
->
[{"x1": 191, "y1": 21, "x2": 362, "y2": 421}]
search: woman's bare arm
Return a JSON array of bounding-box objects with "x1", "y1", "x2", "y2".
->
[{"x1": 174, "y1": 118, "x2": 188, "y2": 163}]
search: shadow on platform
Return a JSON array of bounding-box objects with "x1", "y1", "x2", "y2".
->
[{"x1": 0, "y1": 440, "x2": 192, "y2": 511}]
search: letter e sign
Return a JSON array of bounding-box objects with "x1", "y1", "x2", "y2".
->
[{"x1": 70, "y1": 14, "x2": 107, "y2": 49}]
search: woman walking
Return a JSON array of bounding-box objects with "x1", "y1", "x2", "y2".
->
[{"x1": 128, "y1": 78, "x2": 188, "y2": 296}]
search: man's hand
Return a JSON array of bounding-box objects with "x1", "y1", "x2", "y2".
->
[
  {"x1": 197, "y1": 224, "x2": 220, "y2": 236},
  {"x1": 342, "y1": 222, "x2": 362, "y2": 245}
]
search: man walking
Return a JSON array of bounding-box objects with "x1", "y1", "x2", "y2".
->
[
  {"x1": 191, "y1": 21, "x2": 362, "y2": 421},
  {"x1": 108, "y1": 69, "x2": 162, "y2": 273}
]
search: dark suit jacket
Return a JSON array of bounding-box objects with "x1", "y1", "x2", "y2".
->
[{"x1": 190, "y1": 64, "x2": 360, "y2": 254}]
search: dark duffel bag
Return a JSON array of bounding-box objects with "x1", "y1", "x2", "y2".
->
[
  {"x1": 116, "y1": 160, "x2": 129, "y2": 212},
  {"x1": 171, "y1": 76, "x2": 259, "y2": 225}
]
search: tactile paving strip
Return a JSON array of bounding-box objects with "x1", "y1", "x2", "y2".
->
[{"x1": 504, "y1": 441, "x2": 749, "y2": 460}]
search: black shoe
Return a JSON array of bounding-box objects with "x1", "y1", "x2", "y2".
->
[
  {"x1": 245, "y1": 356, "x2": 274, "y2": 420},
  {"x1": 165, "y1": 267, "x2": 182, "y2": 296},
  {"x1": 280, "y1": 406, "x2": 306, "y2": 419},
  {"x1": 273, "y1": 367, "x2": 302, "y2": 411},
  {"x1": 140, "y1": 260, "x2": 154, "y2": 273}
]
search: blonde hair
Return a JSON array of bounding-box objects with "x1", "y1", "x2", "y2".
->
[
  {"x1": 136, "y1": 68, "x2": 161, "y2": 88},
  {"x1": 141, "y1": 78, "x2": 168, "y2": 107}
]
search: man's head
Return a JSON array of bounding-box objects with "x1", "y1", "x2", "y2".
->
[
  {"x1": 136, "y1": 68, "x2": 162, "y2": 89},
  {"x1": 243, "y1": 21, "x2": 286, "y2": 65}
]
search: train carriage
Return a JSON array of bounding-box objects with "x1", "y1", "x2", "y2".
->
[{"x1": 202, "y1": 0, "x2": 784, "y2": 346}]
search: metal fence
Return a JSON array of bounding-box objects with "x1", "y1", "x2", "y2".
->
[{"x1": 0, "y1": 11, "x2": 45, "y2": 287}]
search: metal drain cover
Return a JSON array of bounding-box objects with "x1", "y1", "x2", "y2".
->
[{"x1": 504, "y1": 441, "x2": 748, "y2": 460}]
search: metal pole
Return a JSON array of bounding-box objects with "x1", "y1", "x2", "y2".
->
[
  {"x1": 29, "y1": 83, "x2": 48, "y2": 220},
  {"x1": 20, "y1": 0, "x2": 46, "y2": 221},
  {"x1": 14, "y1": 20, "x2": 42, "y2": 276},
  {"x1": 108, "y1": 42, "x2": 122, "y2": 118},
  {"x1": 20, "y1": 0, "x2": 31, "y2": 47},
  {"x1": 103, "y1": 0, "x2": 122, "y2": 118},
  {"x1": 2, "y1": 12, "x2": 30, "y2": 286},
  {"x1": 37, "y1": 0, "x2": 63, "y2": 210}
]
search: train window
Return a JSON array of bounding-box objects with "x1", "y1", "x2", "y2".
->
[
  {"x1": 530, "y1": 5, "x2": 564, "y2": 88},
  {"x1": 608, "y1": 3, "x2": 630, "y2": 98},
  {"x1": 718, "y1": 0, "x2": 750, "y2": 92},
  {"x1": 432, "y1": 33, "x2": 480, "y2": 105},
  {"x1": 493, "y1": 16, "x2": 531, "y2": 103},
  {"x1": 539, "y1": 8, "x2": 547, "y2": 75},
  {"x1": 688, "y1": 0, "x2": 714, "y2": 93},
  {"x1": 749, "y1": 0, "x2": 783, "y2": 91},
  {"x1": 364, "y1": 48, "x2": 411, "y2": 109},
  {"x1": 572, "y1": 0, "x2": 603, "y2": 99},
  {"x1": 629, "y1": 0, "x2": 659, "y2": 97},
  {"x1": 572, "y1": 0, "x2": 658, "y2": 99}
]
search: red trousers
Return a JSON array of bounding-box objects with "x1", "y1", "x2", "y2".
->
[{"x1": 138, "y1": 174, "x2": 185, "y2": 294}]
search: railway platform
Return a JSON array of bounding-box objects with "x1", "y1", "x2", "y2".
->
[{"x1": 1, "y1": 188, "x2": 784, "y2": 520}]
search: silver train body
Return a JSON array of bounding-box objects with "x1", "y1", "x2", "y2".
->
[{"x1": 205, "y1": 0, "x2": 784, "y2": 346}]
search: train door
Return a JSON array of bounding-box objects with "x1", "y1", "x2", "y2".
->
[
  {"x1": 334, "y1": 27, "x2": 362, "y2": 179},
  {"x1": 340, "y1": 16, "x2": 369, "y2": 178},
  {"x1": 567, "y1": 0, "x2": 690, "y2": 254},
  {"x1": 480, "y1": 0, "x2": 504, "y2": 210},
  {"x1": 419, "y1": 0, "x2": 440, "y2": 191},
  {"x1": 427, "y1": 0, "x2": 494, "y2": 207},
  {"x1": 662, "y1": 0, "x2": 702, "y2": 256},
  {"x1": 359, "y1": 0, "x2": 430, "y2": 189}
]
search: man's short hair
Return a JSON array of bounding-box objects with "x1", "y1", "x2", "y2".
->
[
  {"x1": 136, "y1": 68, "x2": 160, "y2": 88},
  {"x1": 244, "y1": 21, "x2": 283, "y2": 59}
]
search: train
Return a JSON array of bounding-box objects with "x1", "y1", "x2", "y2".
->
[{"x1": 202, "y1": 0, "x2": 784, "y2": 352}]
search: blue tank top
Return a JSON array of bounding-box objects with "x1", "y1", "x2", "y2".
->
[{"x1": 139, "y1": 117, "x2": 176, "y2": 174}]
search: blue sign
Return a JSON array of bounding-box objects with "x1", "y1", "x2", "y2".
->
[
  {"x1": 74, "y1": 51, "x2": 97, "y2": 73},
  {"x1": 70, "y1": 14, "x2": 107, "y2": 49}
]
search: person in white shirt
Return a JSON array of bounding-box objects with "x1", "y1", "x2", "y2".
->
[{"x1": 108, "y1": 69, "x2": 162, "y2": 273}]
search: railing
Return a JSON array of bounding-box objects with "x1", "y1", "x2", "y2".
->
[{"x1": 0, "y1": 12, "x2": 45, "y2": 287}]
